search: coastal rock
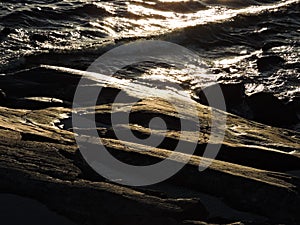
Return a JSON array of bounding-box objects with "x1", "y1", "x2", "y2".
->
[
  {"x1": 247, "y1": 92, "x2": 299, "y2": 127},
  {"x1": 193, "y1": 82, "x2": 245, "y2": 107},
  {"x1": 0, "y1": 89, "x2": 6, "y2": 105},
  {"x1": 262, "y1": 41, "x2": 286, "y2": 52},
  {"x1": 0, "y1": 66, "x2": 300, "y2": 225},
  {"x1": 256, "y1": 55, "x2": 285, "y2": 72},
  {"x1": 287, "y1": 96, "x2": 300, "y2": 113},
  {"x1": 30, "y1": 34, "x2": 49, "y2": 43},
  {"x1": 0, "y1": 27, "x2": 12, "y2": 37}
]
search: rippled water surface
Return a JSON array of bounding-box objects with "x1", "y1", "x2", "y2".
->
[{"x1": 0, "y1": 0, "x2": 299, "y2": 100}]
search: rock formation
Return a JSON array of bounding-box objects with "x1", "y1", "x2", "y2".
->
[{"x1": 0, "y1": 65, "x2": 300, "y2": 225}]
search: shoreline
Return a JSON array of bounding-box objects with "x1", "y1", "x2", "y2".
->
[{"x1": 0, "y1": 66, "x2": 299, "y2": 225}]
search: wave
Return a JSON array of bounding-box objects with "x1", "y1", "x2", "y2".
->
[
  {"x1": 1, "y1": 3, "x2": 112, "y2": 28},
  {"x1": 161, "y1": 0, "x2": 299, "y2": 50},
  {"x1": 0, "y1": 0, "x2": 299, "y2": 101}
]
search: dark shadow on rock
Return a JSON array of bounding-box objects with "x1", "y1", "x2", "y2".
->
[
  {"x1": 0, "y1": 194, "x2": 76, "y2": 225},
  {"x1": 30, "y1": 34, "x2": 49, "y2": 43},
  {"x1": 3, "y1": 97, "x2": 67, "y2": 110},
  {"x1": 261, "y1": 41, "x2": 287, "y2": 52},
  {"x1": 256, "y1": 55, "x2": 285, "y2": 73},
  {"x1": 193, "y1": 82, "x2": 299, "y2": 129},
  {"x1": 193, "y1": 82, "x2": 245, "y2": 108},
  {"x1": 247, "y1": 92, "x2": 299, "y2": 127},
  {"x1": 0, "y1": 89, "x2": 7, "y2": 105},
  {"x1": 287, "y1": 96, "x2": 300, "y2": 114},
  {"x1": 0, "y1": 27, "x2": 14, "y2": 40}
]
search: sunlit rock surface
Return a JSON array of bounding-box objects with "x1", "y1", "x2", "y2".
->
[{"x1": 0, "y1": 66, "x2": 300, "y2": 225}]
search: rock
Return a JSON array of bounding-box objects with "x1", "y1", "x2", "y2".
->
[
  {"x1": 0, "y1": 194, "x2": 76, "y2": 225},
  {"x1": 284, "y1": 62, "x2": 300, "y2": 70},
  {"x1": 262, "y1": 41, "x2": 286, "y2": 52},
  {"x1": 30, "y1": 33, "x2": 49, "y2": 42},
  {"x1": 247, "y1": 92, "x2": 298, "y2": 127},
  {"x1": 256, "y1": 55, "x2": 285, "y2": 72},
  {"x1": 193, "y1": 82, "x2": 245, "y2": 108},
  {"x1": 1, "y1": 66, "x2": 300, "y2": 225},
  {"x1": 211, "y1": 68, "x2": 222, "y2": 74},
  {"x1": 0, "y1": 27, "x2": 12, "y2": 36},
  {"x1": 0, "y1": 89, "x2": 6, "y2": 105},
  {"x1": 109, "y1": 216, "x2": 180, "y2": 225},
  {"x1": 287, "y1": 96, "x2": 300, "y2": 113}
]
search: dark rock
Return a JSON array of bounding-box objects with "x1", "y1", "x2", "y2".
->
[
  {"x1": 256, "y1": 55, "x2": 285, "y2": 72},
  {"x1": 284, "y1": 62, "x2": 300, "y2": 70},
  {"x1": 211, "y1": 68, "x2": 222, "y2": 74},
  {"x1": 0, "y1": 27, "x2": 12, "y2": 36},
  {"x1": 262, "y1": 41, "x2": 285, "y2": 52},
  {"x1": 0, "y1": 194, "x2": 76, "y2": 225},
  {"x1": 287, "y1": 96, "x2": 300, "y2": 114},
  {"x1": 222, "y1": 66, "x2": 239, "y2": 74},
  {"x1": 0, "y1": 89, "x2": 6, "y2": 105},
  {"x1": 247, "y1": 92, "x2": 298, "y2": 126},
  {"x1": 30, "y1": 34, "x2": 49, "y2": 42},
  {"x1": 193, "y1": 82, "x2": 245, "y2": 108},
  {"x1": 108, "y1": 216, "x2": 180, "y2": 225}
]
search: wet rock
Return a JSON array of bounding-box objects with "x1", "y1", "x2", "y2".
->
[
  {"x1": 222, "y1": 66, "x2": 239, "y2": 74},
  {"x1": 256, "y1": 55, "x2": 285, "y2": 72},
  {"x1": 0, "y1": 27, "x2": 12, "y2": 36},
  {"x1": 262, "y1": 41, "x2": 286, "y2": 52},
  {"x1": 211, "y1": 68, "x2": 222, "y2": 74},
  {"x1": 247, "y1": 92, "x2": 298, "y2": 127},
  {"x1": 30, "y1": 33, "x2": 49, "y2": 42},
  {"x1": 0, "y1": 194, "x2": 76, "y2": 225},
  {"x1": 284, "y1": 62, "x2": 300, "y2": 70},
  {"x1": 287, "y1": 96, "x2": 300, "y2": 115},
  {"x1": 109, "y1": 216, "x2": 180, "y2": 225},
  {"x1": 0, "y1": 89, "x2": 6, "y2": 105},
  {"x1": 193, "y1": 82, "x2": 245, "y2": 108}
]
